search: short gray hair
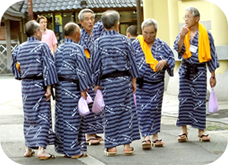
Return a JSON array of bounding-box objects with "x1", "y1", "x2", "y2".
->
[
  {"x1": 101, "y1": 10, "x2": 120, "y2": 29},
  {"x1": 25, "y1": 20, "x2": 40, "y2": 37},
  {"x1": 78, "y1": 8, "x2": 95, "y2": 21},
  {"x1": 141, "y1": 18, "x2": 158, "y2": 32},
  {"x1": 185, "y1": 6, "x2": 200, "y2": 17}
]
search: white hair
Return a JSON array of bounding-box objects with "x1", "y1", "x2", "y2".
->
[{"x1": 141, "y1": 18, "x2": 158, "y2": 31}]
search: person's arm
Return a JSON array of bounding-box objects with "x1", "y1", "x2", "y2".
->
[
  {"x1": 177, "y1": 24, "x2": 189, "y2": 53},
  {"x1": 131, "y1": 78, "x2": 137, "y2": 94},
  {"x1": 45, "y1": 85, "x2": 51, "y2": 101},
  {"x1": 210, "y1": 70, "x2": 216, "y2": 87},
  {"x1": 53, "y1": 44, "x2": 57, "y2": 54}
]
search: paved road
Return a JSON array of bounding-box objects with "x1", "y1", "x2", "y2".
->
[{"x1": 0, "y1": 75, "x2": 228, "y2": 165}]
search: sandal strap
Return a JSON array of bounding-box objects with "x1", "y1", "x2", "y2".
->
[
  {"x1": 142, "y1": 140, "x2": 151, "y2": 143},
  {"x1": 199, "y1": 134, "x2": 209, "y2": 138},
  {"x1": 178, "y1": 133, "x2": 188, "y2": 137},
  {"x1": 152, "y1": 139, "x2": 162, "y2": 143}
]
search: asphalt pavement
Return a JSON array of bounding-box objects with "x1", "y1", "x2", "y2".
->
[{"x1": 0, "y1": 75, "x2": 228, "y2": 165}]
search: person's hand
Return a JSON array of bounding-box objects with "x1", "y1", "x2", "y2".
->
[
  {"x1": 81, "y1": 90, "x2": 87, "y2": 100},
  {"x1": 155, "y1": 60, "x2": 167, "y2": 71},
  {"x1": 94, "y1": 86, "x2": 101, "y2": 93},
  {"x1": 180, "y1": 24, "x2": 189, "y2": 38},
  {"x1": 45, "y1": 86, "x2": 51, "y2": 101},
  {"x1": 131, "y1": 78, "x2": 137, "y2": 94},
  {"x1": 210, "y1": 77, "x2": 216, "y2": 88}
]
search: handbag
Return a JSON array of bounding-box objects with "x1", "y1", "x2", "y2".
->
[
  {"x1": 208, "y1": 88, "x2": 219, "y2": 113},
  {"x1": 78, "y1": 97, "x2": 90, "y2": 116},
  {"x1": 92, "y1": 89, "x2": 105, "y2": 114}
]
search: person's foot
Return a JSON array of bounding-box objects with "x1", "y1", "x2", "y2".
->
[
  {"x1": 24, "y1": 150, "x2": 35, "y2": 157},
  {"x1": 104, "y1": 147, "x2": 117, "y2": 156},
  {"x1": 198, "y1": 130, "x2": 210, "y2": 142},
  {"x1": 124, "y1": 144, "x2": 134, "y2": 155},
  {"x1": 37, "y1": 153, "x2": 55, "y2": 160},
  {"x1": 86, "y1": 134, "x2": 100, "y2": 145},
  {"x1": 178, "y1": 133, "x2": 188, "y2": 142},
  {"x1": 152, "y1": 139, "x2": 164, "y2": 147}
]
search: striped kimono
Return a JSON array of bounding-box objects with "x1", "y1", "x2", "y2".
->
[
  {"x1": 11, "y1": 37, "x2": 58, "y2": 149},
  {"x1": 54, "y1": 39, "x2": 93, "y2": 157},
  {"x1": 79, "y1": 28, "x2": 104, "y2": 135},
  {"x1": 92, "y1": 30, "x2": 140, "y2": 148},
  {"x1": 92, "y1": 20, "x2": 106, "y2": 41},
  {"x1": 174, "y1": 30, "x2": 219, "y2": 129},
  {"x1": 133, "y1": 38, "x2": 175, "y2": 137}
]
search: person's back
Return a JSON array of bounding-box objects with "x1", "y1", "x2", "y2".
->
[
  {"x1": 55, "y1": 39, "x2": 86, "y2": 79},
  {"x1": 95, "y1": 31, "x2": 134, "y2": 76},
  {"x1": 15, "y1": 39, "x2": 51, "y2": 78}
]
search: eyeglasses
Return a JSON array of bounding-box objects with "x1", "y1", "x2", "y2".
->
[
  {"x1": 143, "y1": 31, "x2": 155, "y2": 36},
  {"x1": 183, "y1": 15, "x2": 194, "y2": 20},
  {"x1": 84, "y1": 17, "x2": 95, "y2": 22}
]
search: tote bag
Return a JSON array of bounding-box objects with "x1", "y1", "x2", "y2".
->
[
  {"x1": 92, "y1": 89, "x2": 105, "y2": 114},
  {"x1": 208, "y1": 88, "x2": 219, "y2": 113}
]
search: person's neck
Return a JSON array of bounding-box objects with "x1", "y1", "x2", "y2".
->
[
  {"x1": 84, "y1": 29, "x2": 92, "y2": 36},
  {"x1": 65, "y1": 36, "x2": 77, "y2": 43},
  {"x1": 189, "y1": 23, "x2": 198, "y2": 33}
]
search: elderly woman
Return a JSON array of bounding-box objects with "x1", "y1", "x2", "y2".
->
[
  {"x1": 92, "y1": 10, "x2": 140, "y2": 156},
  {"x1": 133, "y1": 18, "x2": 175, "y2": 149},
  {"x1": 174, "y1": 7, "x2": 219, "y2": 142}
]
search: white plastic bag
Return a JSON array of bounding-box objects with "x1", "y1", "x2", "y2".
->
[
  {"x1": 78, "y1": 97, "x2": 90, "y2": 116},
  {"x1": 86, "y1": 92, "x2": 93, "y2": 104},
  {"x1": 92, "y1": 89, "x2": 105, "y2": 114},
  {"x1": 208, "y1": 88, "x2": 219, "y2": 113}
]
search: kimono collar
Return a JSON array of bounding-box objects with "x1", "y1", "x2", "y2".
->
[
  {"x1": 27, "y1": 37, "x2": 38, "y2": 42},
  {"x1": 104, "y1": 30, "x2": 118, "y2": 35},
  {"x1": 64, "y1": 38, "x2": 76, "y2": 44}
]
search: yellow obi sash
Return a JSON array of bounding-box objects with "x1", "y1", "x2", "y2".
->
[
  {"x1": 136, "y1": 35, "x2": 158, "y2": 72},
  {"x1": 183, "y1": 23, "x2": 211, "y2": 63},
  {"x1": 84, "y1": 49, "x2": 90, "y2": 59}
]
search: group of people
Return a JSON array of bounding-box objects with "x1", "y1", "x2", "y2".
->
[{"x1": 10, "y1": 6, "x2": 219, "y2": 160}]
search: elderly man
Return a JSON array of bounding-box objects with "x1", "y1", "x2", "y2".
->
[
  {"x1": 11, "y1": 20, "x2": 58, "y2": 160},
  {"x1": 133, "y1": 18, "x2": 175, "y2": 149},
  {"x1": 92, "y1": 10, "x2": 140, "y2": 156},
  {"x1": 37, "y1": 15, "x2": 58, "y2": 54},
  {"x1": 54, "y1": 22, "x2": 92, "y2": 158},
  {"x1": 78, "y1": 8, "x2": 104, "y2": 145},
  {"x1": 174, "y1": 7, "x2": 219, "y2": 142}
]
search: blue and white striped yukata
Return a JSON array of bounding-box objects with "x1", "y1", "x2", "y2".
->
[
  {"x1": 133, "y1": 38, "x2": 175, "y2": 137},
  {"x1": 11, "y1": 37, "x2": 58, "y2": 149},
  {"x1": 79, "y1": 28, "x2": 104, "y2": 135},
  {"x1": 92, "y1": 20, "x2": 106, "y2": 41},
  {"x1": 92, "y1": 30, "x2": 140, "y2": 149},
  {"x1": 54, "y1": 39, "x2": 92, "y2": 157},
  {"x1": 174, "y1": 30, "x2": 219, "y2": 130}
]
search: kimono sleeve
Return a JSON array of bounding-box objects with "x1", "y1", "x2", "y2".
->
[
  {"x1": 76, "y1": 45, "x2": 93, "y2": 91},
  {"x1": 41, "y1": 43, "x2": 58, "y2": 86},
  {"x1": 127, "y1": 40, "x2": 139, "y2": 78},
  {"x1": 206, "y1": 31, "x2": 220, "y2": 72},
  {"x1": 173, "y1": 33, "x2": 186, "y2": 59},
  {"x1": 10, "y1": 46, "x2": 21, "y2": 80},
  {"x1": 162, "y1": 41, "x2": 175, "y2": 77},
  {"x1": 92, "y1": 40, "x2": 102, "y2": 86}
]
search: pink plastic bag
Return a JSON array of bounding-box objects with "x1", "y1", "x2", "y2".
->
[
  {"x1": 78, "y1": 97, "x2": 90, "y2": 116},
  {"x1": 208, "y1": 89, "x2": 219, "y2": 113},
  {"x1": 92, "y1": 89, "x2": 105, "y2": 114}
]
